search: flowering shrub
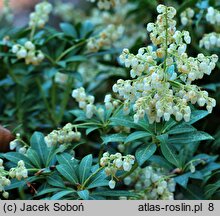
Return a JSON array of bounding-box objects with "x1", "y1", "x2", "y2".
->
[{"x1": 0, "y1": 0, "x2": 220, "y2": 200}]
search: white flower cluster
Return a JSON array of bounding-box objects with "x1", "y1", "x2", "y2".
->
[
  {"x1": 88, "y1": 0, "x2": 127, "y2": 10},
  {"x1": 12, "y1": 41, "x2": 44, "y2": 65},
  {"x1": 113, "y1": 5, "x2": 218, "y2": 124},
  {"x1": 72, "y1": 87, "x2": 96, "y2": 118},
  {"x1": 29, "y1": 1, "x2": 53, "y2": 28},
  {"x1": 100, "y1": 152, "x2": 135, "y2": 189},
  {"x1": 0, "y1": 159, "x2": 11, "y2": 199},
  {"x1": 9, "y1": 160, "x2": 28, "y2": 181},
  {"x1": 180, "y1": 8, "x2": 194, "y2": 26},
  {"x1": 104, "y1": 94, "x2": 120, "y2": 110},
  {"x1": 72, "y1": 87, "x2": 120, "y2": 119},
  {"x1": 205, "y1": 7, "x2": 220, "y2": 26},
  {"x1": 44, "y1": 123, "x2": 81, "y2": 147},
  {"x1": 124, "y1": 166, "x2": 176, "y2": 200},
  {"x1": 87, "y1": 24, "x2": 124, "y2": 52},
  {"x1": 200, "y1": 33, "x2": 220, "y2": 50},
  {"x1": 9, "y1": 133, "x2": 27, "y2": 155}
]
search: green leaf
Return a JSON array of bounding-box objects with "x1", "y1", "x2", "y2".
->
[
  {"x1": 5, "y1": 176, "x2": 42, "y2": 190},
  {"x1": 4, "y1": 178, "x2": 27, "y2": 191},
  {"x1": 86, "y1": 126, "x2": 99, "y2": 135},
  {"x1": 125, "y1": 131, "x2": 151, "y2": 143},
  {"x1": 65, "y1": 55, "x2": 87, "y2": 63},
  {"x1": 78, "y1": 154, "x2": 93, "y2": 184},
  {"x1": 205, "y1": 180, "x2": 220, "y2": 199},
  {"x1": 50, "y1": 189, "x2": 76, "y2": 200},
  {"x1": 87, "y1": 170, "x2": 109, "y2": 189},
  {"x1": 26, "y1": 149, "x2": 42, "y2": 168},
  {"x1": 193, "y1": 154, "x2": 218, "y2": 165},
  {"x1": 169, "y1": 131, "x2": 214, "y2": 144},
  {"x1": 168, "y1": 123, "x2": 196, "y2": 135},
  {"x1": 135, "y1": 143, "x2": 157, "y2": 166},
  {"x1": 3, "y1": 152, "x2": 34, "y2": 168},
  {"x1": 60, "y1": 23, "x2": 77, "y2": 37},
  {"x1": 189, "y1": 171, "x2": 204, "y2": 180},
  {"x1": 158, "y1": 135, "x2": 181, "y2": 168},
  {"x1": 35, "y1": 188, "x2": 62, "y2": 197},
  {"x1": 175, "y1": 173, "x2": 191, "y2": 188},
  {"x1": 30, "y1": 132, "x2": 48, "y2": 165},
  {"x1": 149, "y1": 155, "x2": 174, "y2": 170},
  {"x1": 182, "y1": 184, "x2": 204, "y2": 200},
  {"x1": 92, "y1": 190, "x2": 136, "y2": 197},
  {"x1": 56, "y1": 164, "x2": 78, "y2": 184},
  {"x1": 46, "y1": 145, "x2": 67, "y2": 167},
  {"x1": 188, "y1": 110, "x2": 209, "y2": 124},
  {"x1": 161, "y1": 118, "x2": 177, "y2": 133},
  {"x1": 110, "y1": 117, "x2": 137, "y2": 128},
  {"x1": 56, "y1": 153, "x2": 78, "y2": 170},
  {"x1": 69, "y1": 109, "x2": 85, "y2": 117},
  {"x1": 200, "y1": 162, "x2": 220, "y2": 176},
  {"x1": 77, "y1": 190, "x2": 89, "y2": 200},
  {"x1": 101, "y1": 134, "x2": 127, "y2": 144},
  {"x1": 79, "y1": 21, "x2": 94, "y2": 38},
  {"x1": 47, "y1": 173, "x2": 65, "y2": 188}
]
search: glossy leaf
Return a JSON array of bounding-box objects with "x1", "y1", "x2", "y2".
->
[
  {"x1": 78, "y1": 154, "x2": 93, "y2": 183},
  {"x1": 125, "y1": 131, "x2": 152, "y2": 143},
  {"x1": 135, "y1": 143, "x2": 157, "y2": 166}
]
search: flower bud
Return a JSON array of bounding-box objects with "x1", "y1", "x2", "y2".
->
[{"x1": 109, "y1": 180, "x2": 116, "y2": 189}]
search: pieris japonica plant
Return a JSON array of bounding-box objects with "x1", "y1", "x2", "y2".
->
[
  {"x1": 0, "y1": 1, "x2": 219, "y2": 200},
  {"x1": 116, "y1": 4, "x2": 218, "y2": 124}
]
